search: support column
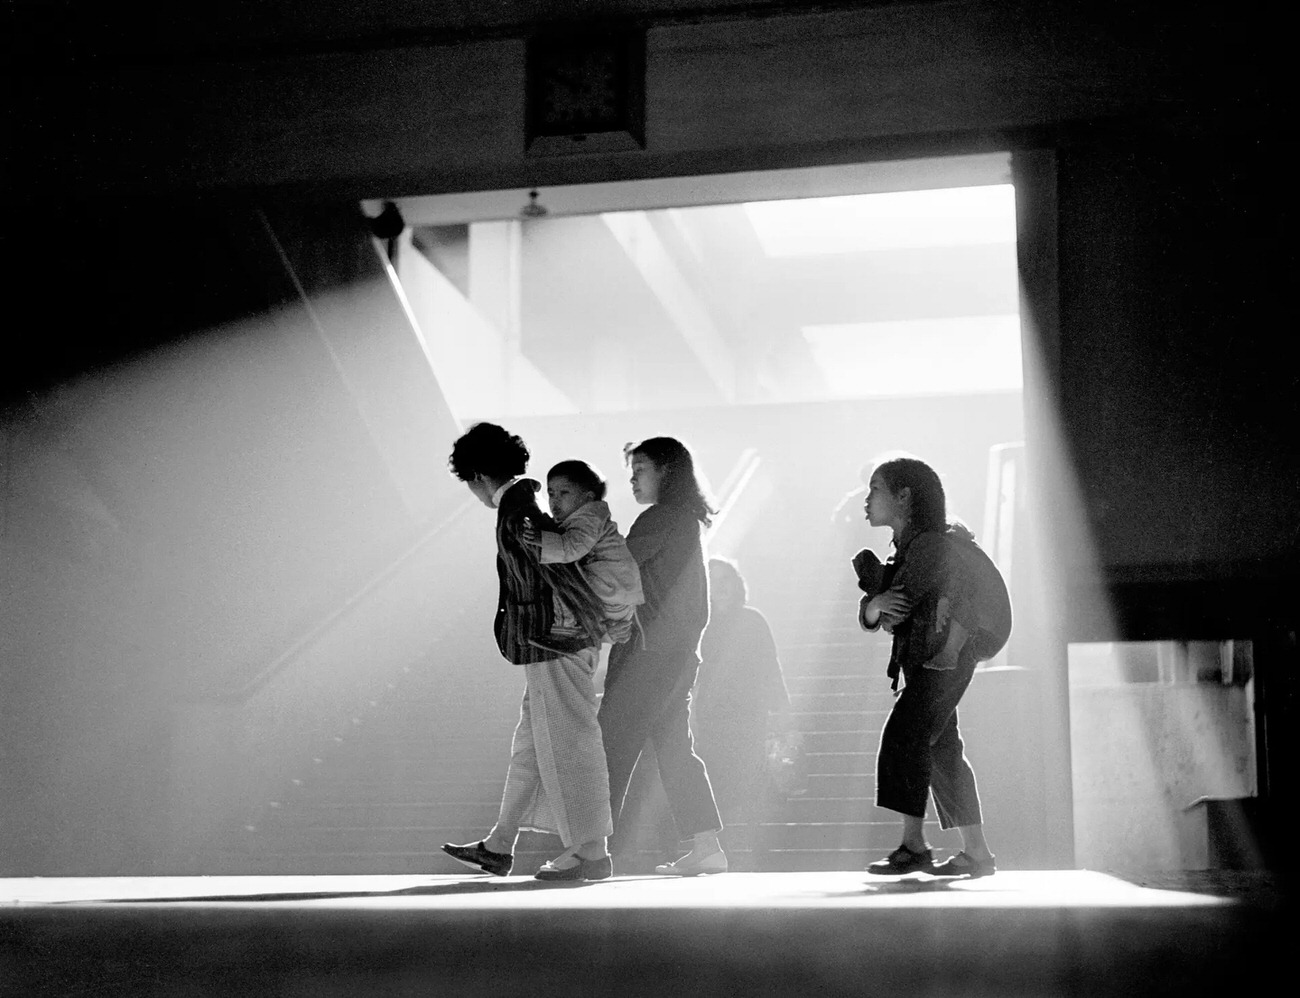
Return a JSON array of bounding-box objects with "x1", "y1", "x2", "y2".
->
[{"x1": 469, "y1": 220, "x2": 524, "y2": 399}]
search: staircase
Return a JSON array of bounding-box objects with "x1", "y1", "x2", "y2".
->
[{"x1": 701, "y1": 538, "x2": 933, "y2": 873}]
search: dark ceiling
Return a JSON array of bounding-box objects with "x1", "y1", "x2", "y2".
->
[{"x1": 13, "y1": 0, "x2": 947, "y2": 66}]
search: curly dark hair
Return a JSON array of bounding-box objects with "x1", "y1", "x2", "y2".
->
[
  {"x1": 547, "y1": 459, "x2": 608, "y2": 501},
  {"x1": 627, "y1": 436, "x2": 716, "y2": 526},
  {"x1": 448, "y1": 422, "x2": 530, "y2": 482}
]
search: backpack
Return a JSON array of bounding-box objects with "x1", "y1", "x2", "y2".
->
[{"x1": 942, "y1": 530, "x2": 1012, "y2": 662}]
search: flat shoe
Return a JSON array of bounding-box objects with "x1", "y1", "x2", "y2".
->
[
  {"x1": 535, "y1": 854, "x2": 613, "y2": 882},
  {"x1": 655, "y1": 848, "x2": 728, "y2": 876},
  {"x1": 441, "y1": 839, "x2": 513, "y2": 877},
  {"x1": 932, "y1": 850, "x2": 996, "y2": 878},
  {"x1": 866, "y1": 844, "x2": 934, "y2": 875}
]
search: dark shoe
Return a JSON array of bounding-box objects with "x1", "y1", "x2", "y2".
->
[
  {"x1": 866, "y1": 844, "x2": 934, "y2": 875},
  {"x1": 442, "y1": 839, "x2": 513, "y2": 876},
  {"x1": 932, "y1": 851, "x2": 997, "y2": 878},
  {"x1": 535, "y1": 853, "x2": 613, "y2": 882}
]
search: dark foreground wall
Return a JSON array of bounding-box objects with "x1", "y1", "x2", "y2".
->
[{"x1": 1056, "y1": 132, "x2": 1298, "y2": 618}]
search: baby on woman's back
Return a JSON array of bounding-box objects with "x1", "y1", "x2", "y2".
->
[{"x1": 522, "y1": 459, "x2": 644, "y2": 645}]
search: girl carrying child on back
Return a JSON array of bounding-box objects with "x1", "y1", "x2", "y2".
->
[{"x1": 521, "y1": 459, "x2": 644, "y2": 647}]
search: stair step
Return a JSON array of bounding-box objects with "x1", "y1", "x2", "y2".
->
[
  {"x1": 785, "y1": 675, "x2": 876, "y2": 694},
  {"x1": 787, "y1": 692, "x2": 883, "y2": 712},
  {"x1": 787, "y1": 712, "x2": 881, "y2": 732},
  {"x1": 797, "y1": 731, "x2": 878, "y2": 753},
  {"x1": 800, "y1": 751, "x2": 876, "y2": 775},
  {"x1": 263, "y1": 803, "x2": 502, "y2": 830},
  {"x1": 751, "y1": 823, "x2": 902, "y2": 850},
  {"x1": 274, "y1": 780, "x2": 506, "y2": 806},
  {"x1": 771, "y1": 797, "x2": 878, "y2": 823},
  {"x1": 800, "y1": 773, "x2": 875, "y2": 796}
]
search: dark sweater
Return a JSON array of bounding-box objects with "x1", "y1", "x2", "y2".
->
[
  {"x1": 855, "y1": 526, "x2": 949, "y2": 686},
  {"x1": 857, "y1": 525, "x2": 1010, "y2": 689},
  {"x1": 625, "y1": 502, "x2": 710, "y2": 655}
]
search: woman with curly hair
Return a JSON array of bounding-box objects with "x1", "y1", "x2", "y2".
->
[{"x1": 440, "y1": 422, "x2": 614, "y2": 882}]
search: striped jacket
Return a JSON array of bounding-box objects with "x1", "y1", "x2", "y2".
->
[{"x1": 493, "y1": 479, "x2": 606, "y2": 664}]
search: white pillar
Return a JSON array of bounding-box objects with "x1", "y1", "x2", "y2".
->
[{"x1": 468, "y1": 220, "x2": 523, "y2": 399}]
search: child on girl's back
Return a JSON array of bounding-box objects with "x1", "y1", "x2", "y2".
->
[{"x1": 521, "y1": 459, "x2": 644, "y2": 645}]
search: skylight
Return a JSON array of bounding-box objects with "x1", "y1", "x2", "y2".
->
[{"x1": 744, "y1": 184, "x2": 1016, "y2": 256}]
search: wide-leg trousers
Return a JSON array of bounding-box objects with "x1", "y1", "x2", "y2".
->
[
  {"x1": 874, "y1": 647, "x2": 984, "y2": 829},
  {"x1": 598, "y1": 640, "x2": 722, "y2": 843},
  {"x1": 492, "y1": 647, "x2": 613, "y2": 847}
]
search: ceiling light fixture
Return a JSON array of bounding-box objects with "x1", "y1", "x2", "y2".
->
[{"x1": 521, "y1": 190, "x2": 549, "y2": 218}]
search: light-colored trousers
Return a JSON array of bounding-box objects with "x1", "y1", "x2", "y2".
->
[{"x1": 491, "y1": 646, "x2": 613, "y2": 848}]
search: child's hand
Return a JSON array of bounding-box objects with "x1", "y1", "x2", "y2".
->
[
  {"x1": 859, "y1": 587, "x2": 911, "y2": 630},
  {"x1": 870, "y1": 587, "x2": 912, "y2": 620},
  {"x1": 520, "y1": 517, "x2": 541, "y2": 546}
]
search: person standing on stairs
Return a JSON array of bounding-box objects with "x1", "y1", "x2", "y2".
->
[
  {"x1": 441, "y1": 422, "x2": 615, "y2": 882},
  {"x1": 854, "y1": 455, "x2": 1007, "y2": 879},
  {"x1": 599, "y1": 436, "x2": 727, "y2": 876},
  {"x1": 692, "y1": 556, "x2": 792, "y2": 870}
]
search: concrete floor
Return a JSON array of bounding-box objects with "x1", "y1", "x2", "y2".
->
[{"x1": 2, "y1": 870, "x2": 1291, "y2": 996}]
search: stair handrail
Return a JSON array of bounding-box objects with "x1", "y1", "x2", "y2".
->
[
  {"x1": 207, "y1": 497, "x2": 477, "y2": 703},
  {"x1": 706, "y1": 446, "x2": 762, "y2": 544}
]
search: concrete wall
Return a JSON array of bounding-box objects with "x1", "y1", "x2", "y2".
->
[
  {"x1": 1069, "y1": 643, "x2": 1257, "y2": 871},
  {"x1": 1055, "y1": 136, "x2": 1298, "y2": 589}
]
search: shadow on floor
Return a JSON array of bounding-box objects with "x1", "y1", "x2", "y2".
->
[{"x1": 49, "y1": 877, "x2": 608, "y2": 904}]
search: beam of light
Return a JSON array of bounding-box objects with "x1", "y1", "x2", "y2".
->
[
  {"x1": 394, "y1": 228, "x2": 578, "y2": 420},
  {"x1": 744, "y1": 185, "x2": 1017, "y2": 257},
  {"x1": 0, "y1": 219, "x2": 506, "y2": 878},
  {"x1": 1006, "y1": 156, "x2": 1262, "y2": 874}
]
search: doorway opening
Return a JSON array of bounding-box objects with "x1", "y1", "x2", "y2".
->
[{"x1": 371, "y1": 152, "x2": 1050, "y2": 873}]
